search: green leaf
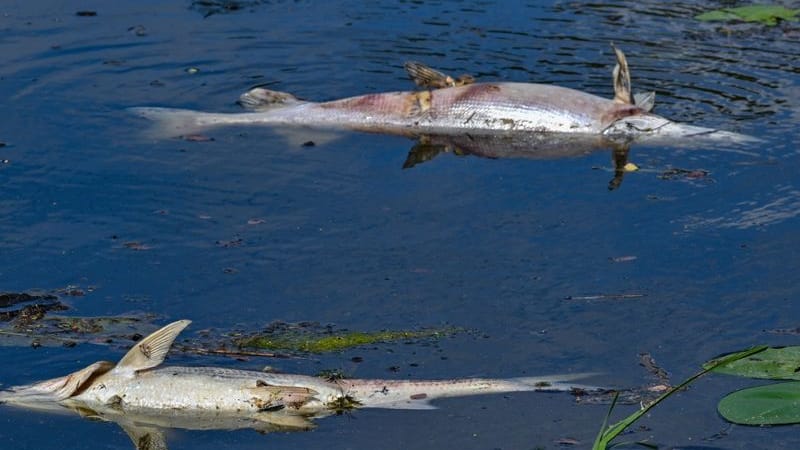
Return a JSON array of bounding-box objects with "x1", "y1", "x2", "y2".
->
[
  {"x1": 718, "y1": 381, "x2": 800, "y2": 425},
  {"x1": 705, "y1": 346, "x2": 800, "y2": 380},
  {"x1": 695, "y1": 5, "x2": 800, "y2": 26}
]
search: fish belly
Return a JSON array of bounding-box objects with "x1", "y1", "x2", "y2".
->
[{"x1": 71, "y1": 367, "x2": 342, "y2": 413}]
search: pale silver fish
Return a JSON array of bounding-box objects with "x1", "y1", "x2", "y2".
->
[
  {"x1": 130, "y1": 46, "x2": 757, "y2": 146},
  {"x1": 0, "y1": 320, "x2": 599, "y2": 449}
]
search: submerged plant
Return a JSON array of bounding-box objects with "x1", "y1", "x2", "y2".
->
[{"x1": 237, "y1": 324, "x2": 457, "y2": 353}]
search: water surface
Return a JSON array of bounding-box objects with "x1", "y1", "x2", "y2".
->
[{"x1": 1, "y1": 1, "x2": 799, "y2": 449}]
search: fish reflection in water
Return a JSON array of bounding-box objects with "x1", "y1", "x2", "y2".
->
[
  {"x1": 402, "y1": 131, "x2": 637, "y2": 190},
  {"x1": 0, "y1": 320, "x2": 600, "y2": 450}
]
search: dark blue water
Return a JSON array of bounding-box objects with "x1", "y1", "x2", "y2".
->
[{"x1": 1, "y1": 1, "x2": 799, "y2": 449}]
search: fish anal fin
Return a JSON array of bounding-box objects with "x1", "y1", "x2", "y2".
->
[
  {"x1": 239, "y1": 87, "x2": 301, "y2": 111},
  {"x1": 114, "y1": 320, "x2": 191, "y2": 375},
  {"x1": 611, "y1": 44, "x2": 633, "y2": 105}
]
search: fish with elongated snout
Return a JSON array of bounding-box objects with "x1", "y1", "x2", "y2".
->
[
  {"x1": 0, "y1": 320, "x2": 600, "y2": 449},
  {"x1": 130, "y1": 46, "x2": 757, "y2": 147}
]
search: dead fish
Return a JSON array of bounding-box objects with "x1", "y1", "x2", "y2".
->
[
  {"x1": 0, "y1": 320, "x2": 599, "y2": 448},
  {"x1": 130, "y1": 46, "x2": 757, "y2": 146}
]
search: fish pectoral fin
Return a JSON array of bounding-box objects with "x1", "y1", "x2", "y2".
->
[
  {"x1": 120, "y1": 422, "x2": 169, "y2": 450},
  {"x1": 238, "y1": 87, "x2": 302, "y2": 111},
  {"x1": 251, "y1": 383, "x2": 318, "y2": 409},
  {"x1": 611, "y1": 44, "x2": 633, "y2": 105},
  {"x1": 114, "y1": 320, "x2": 191, "y2": 375}
]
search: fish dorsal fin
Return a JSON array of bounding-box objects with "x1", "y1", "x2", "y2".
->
[
  {"x1": 611, "y1": 44, "x2": 633, "y2": 105},
  {"x1": 238, "y1": 87, "x2": 301, "y2": 111},
  {"x1": 404, "y1": 61, "x2": 474, "y2": 89},
  {"x1": 114, "y1": 320, "x2": 191, "y2": 376}
]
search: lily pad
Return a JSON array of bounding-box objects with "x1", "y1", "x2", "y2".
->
[
  {"x1": 705, "y1": 346, "x2": 800, "y2": 380},
  {"x1": 696, "y1": 5, "x2": 799, "y2": 26},
  {"x1": 718, "y1": 381, "x2": 800, "y2": 425}
]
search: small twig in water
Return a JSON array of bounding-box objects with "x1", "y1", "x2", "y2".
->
[{"x1": 565, "y1": 293, "x2": 646, "y2": 301}]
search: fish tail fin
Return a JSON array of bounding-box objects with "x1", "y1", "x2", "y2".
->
[
  {"x1": 238, "y1": 87, "x2": 303, "y2": 110},
  {"x1": 611, "y1": 43, "x2": 633, "y2": 105},
  {"x1": 129, "y1": 107, "x2": 221, "y2": 139}
]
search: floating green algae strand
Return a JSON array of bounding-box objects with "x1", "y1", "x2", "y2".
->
[
  {"x1": 696, "y1": 5, "x2": 799, "y2": 26},
  {"x1": 238, "y1": 328, "x2": 455, "y2": 353}
]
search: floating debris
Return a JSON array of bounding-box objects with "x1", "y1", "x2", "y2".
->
[
  {"x1": 128, "y1": 25, "x2": 147, "y2": 36},
  {"x1": 122, "y1": 241, "x2": 152, "y2": 251},
  {"x1": 181, "y1": 134, "x2": 214, "y2": 142},
  {"x1": 609, "y1": 255, "x2": 637, "y2": 263},
  {"x1": 191, "y1": 0, "x2": 263, "y2": 17},
  {"x1": 564, "y1": 293, "x2": 646, "y2": 301},
  {"x1": 638, "y1": 352, "x2": 671, "y2": 386},
  {"x1": 659, "y1": 167, "x2": 711, "y2": 181},
  {"x1": 0, "y1": 290, "x2": 157, "y2": 348},
  {"x1": 216, "y1": 237, "x2": 244, "y2": 248}
]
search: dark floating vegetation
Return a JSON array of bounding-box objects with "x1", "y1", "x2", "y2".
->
[{"x1": 0, "y1": 290, "x2": 459, "y2": 356}]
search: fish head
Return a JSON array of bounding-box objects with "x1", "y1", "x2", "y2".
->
[
  {"x1": 0, "y1": 361, "x2": 114, "y2": 409},
  {"x1": 604, "y1": 113, "x2": 761, "y2": 146}
]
